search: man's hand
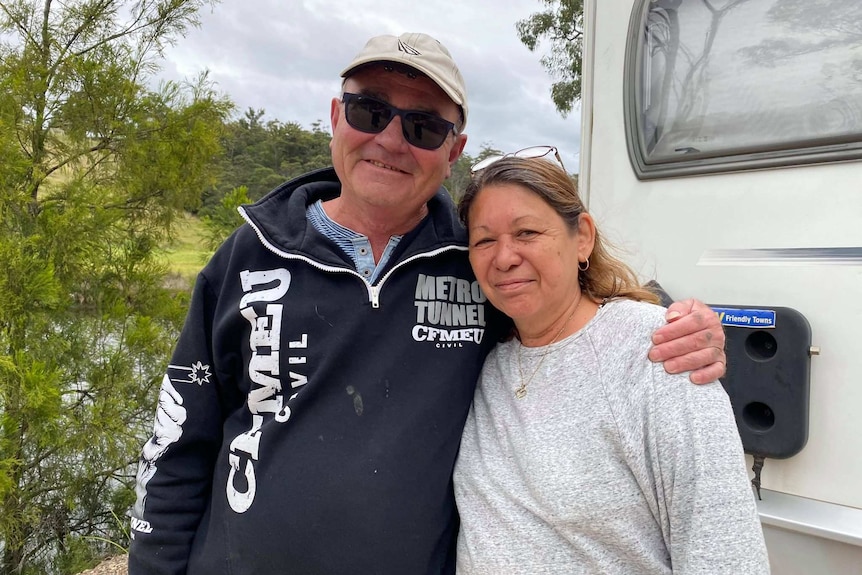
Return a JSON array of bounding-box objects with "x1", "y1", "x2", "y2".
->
[{"x1": 648, "y1": 298, "x2": 726, "y2": 384}]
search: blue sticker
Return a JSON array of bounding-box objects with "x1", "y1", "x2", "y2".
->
[{"x1": 711, "y1": 307, "x2": 776, "y2": 329}]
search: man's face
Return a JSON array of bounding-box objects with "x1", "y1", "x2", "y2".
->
[{"x1": 329, "y1": 65, "x2": 467, "y2": 222}]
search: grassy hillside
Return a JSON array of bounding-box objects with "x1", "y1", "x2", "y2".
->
[{"x1": 159, "y1": 213, "x2": 210, "y2": 289}]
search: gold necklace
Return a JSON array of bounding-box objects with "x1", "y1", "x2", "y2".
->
[{"x1": 515, "y1": 294, "x2": 583, "y2": 399}]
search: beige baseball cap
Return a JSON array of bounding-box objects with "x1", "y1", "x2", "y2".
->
[{"x1": 341, "y1": 32, "x2": 468, "y2": 127}]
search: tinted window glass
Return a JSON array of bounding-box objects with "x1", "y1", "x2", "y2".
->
[{"x1": 626, "y1": 0, "x2": 862, "y2": 177}]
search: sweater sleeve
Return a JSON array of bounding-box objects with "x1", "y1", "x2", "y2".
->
[
  {"x1": 128, "y1": 273, "x2": 226, "y2": 575},
  {"x1": 646, "y1": 364, "x2": 771, "y2": 574}
]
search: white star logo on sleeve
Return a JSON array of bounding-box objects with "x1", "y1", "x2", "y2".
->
[{"x1": 188, "y1": 361, "x2": 212, "y2": 385}]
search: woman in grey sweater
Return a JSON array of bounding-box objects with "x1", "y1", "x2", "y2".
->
[{"x1": 453, "y1": 152, "x2": 769, "y2": 574}]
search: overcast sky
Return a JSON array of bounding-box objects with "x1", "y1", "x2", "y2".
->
[{"x1": 157, "y1": 0, "x2": 582, "y2": 170}]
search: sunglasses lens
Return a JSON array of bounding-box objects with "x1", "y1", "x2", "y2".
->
[
  {"x1": 471, "y1": 155, "x2": 504, "y2": 173},
  {"x1": 344, "y1": 95, "x2": 393, "y2": 134},
  {"x1": 402, "y1": 112, "x2": 452, "y2": 150},
  {"x1": 343, "y1": 93, "x2": 454, "y2": 150},
  {"x1": 516, "y1": 146, "x2": 554, "y2": 160}
]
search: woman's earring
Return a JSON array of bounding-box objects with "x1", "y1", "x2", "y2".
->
[{"x1": 578, "y1": 258, "x2": 590, "y2": 272}]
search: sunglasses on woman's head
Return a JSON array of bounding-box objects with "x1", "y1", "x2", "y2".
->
[
  {"x1": 341, "y1": 92, "x2": 456, "y2": 151},
  {"x1": 471, "y1": 145, "x2": 567, "y2": 174}
]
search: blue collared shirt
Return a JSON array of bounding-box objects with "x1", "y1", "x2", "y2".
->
[{"x1": 307, "y1": 200, "x2": 402, "y2": 284}]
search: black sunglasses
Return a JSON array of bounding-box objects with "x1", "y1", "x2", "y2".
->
[{"x1": 341, "y1": 92, "x2": 456, "y2": 150}]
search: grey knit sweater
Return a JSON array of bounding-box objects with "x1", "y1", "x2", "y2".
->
[{"x1": 453, "y1": 299, "x2": 769, "y2": 574}]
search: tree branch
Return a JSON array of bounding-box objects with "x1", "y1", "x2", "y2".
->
[{"x1": 0, "y1": 1, "x2": 37, "y2": 47}]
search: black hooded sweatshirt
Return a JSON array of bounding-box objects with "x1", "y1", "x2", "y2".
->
[{"x1": 129, "y1": 168, "x2": 508, "y2": 575}]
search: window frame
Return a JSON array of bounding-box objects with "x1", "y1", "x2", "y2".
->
[{"x1": 623, "y1": 0, "x2": 862, "y2": 180}]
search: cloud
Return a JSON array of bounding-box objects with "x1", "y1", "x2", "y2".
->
[{"x1": 158, "y1": 0, "x2": 582, "y2": 169}]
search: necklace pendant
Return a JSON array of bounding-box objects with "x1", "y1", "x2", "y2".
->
[{"x1": 515, "y1": 386, "x2": 527, "y2": 399}]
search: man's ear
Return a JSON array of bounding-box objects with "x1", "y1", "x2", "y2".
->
[
  {"x1": 329, "y1": 97, "x2": 341, "y2": 137},
  {"x1": 445, "y1": 133, "x2": 468, "y2": 178},
  {"x1": 450, "y1": 134, "x2": 467, "y2": 164}
]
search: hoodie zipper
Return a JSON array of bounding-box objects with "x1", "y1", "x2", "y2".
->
[{"x1": 239, "y1": 207, "x2": 468, "y2": 308}]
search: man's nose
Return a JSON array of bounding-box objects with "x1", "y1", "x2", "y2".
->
[{"x1": 374, "y1": 113, "x2": 410, "y2": 151}]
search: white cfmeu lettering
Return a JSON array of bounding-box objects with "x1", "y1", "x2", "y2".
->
[
  {"x1": 228, "y1": 268, "x2": 308, "y2": 513},
  {"x1": 239, "y1": 269, "x2": 290, "y2": 307},
  {"x1": 412, "y1": 326, "x2": 485, "y2": 344},
  {"x1": 130, "y1": 517, "x2": 153, "y2": 534}
]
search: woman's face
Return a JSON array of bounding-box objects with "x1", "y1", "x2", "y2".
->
[{"x1": 467, "y1": 183, "x2": 590, "y2": 331}]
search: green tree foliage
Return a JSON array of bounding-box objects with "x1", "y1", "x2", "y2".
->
[
  {"x1": 0, "y1": 1, "x2": 231, "y2": 572},
  {"x1": 203, "y1": 108, "x2": 332, "y2": 209},
  {"x1": 443, "y1": 150, "x2": 476, "y2": 202},
  {"x1": 517, "y1": 0, "x2": 584, "y2": 117},
  {"x1": 201, "y1": 185, "x2": 249, "y2": 254}
]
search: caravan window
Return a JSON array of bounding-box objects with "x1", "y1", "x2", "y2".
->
[{"x1": 625, "y1": 0, "x2": 862, "y2": 179}]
